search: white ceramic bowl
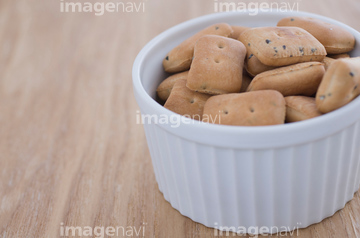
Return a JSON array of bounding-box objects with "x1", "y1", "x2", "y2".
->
[{"x1": 132, "y1": 11, "x2": 360, "y2": 234}]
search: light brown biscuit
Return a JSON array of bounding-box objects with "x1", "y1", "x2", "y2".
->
[
  {"x1": 240, "y1": 73, "x2": 252, "y2": 92},
  {"x1": 322, "y1": 57, "x2": 335, "y2": 71},
  {"x1": 277, "y1": 17, "x2": 355, "y2": 54},
  {"x1": 162, "y1": 23, "x2": 233, "y2": 73},
  {"x1": 239, "y1": 27, "x2": 326, "y2": 67},
  {"x1": 245, "y1": 48, "x2": 276, "y2": 76},
  {"x1": 316, "y1": 57, "x2": 360, "y2": 113},
  {"x1": 186, "y1": 35, "x2": 246, "y2": 95},
  {"x1": 164, "y1": 78, "x2": 211, "y2": 120},
  {"x1": 247, "y1": 62, "x2": 325, "y2": 96},
  {"x1": 202, "y1": 90, "x2": 286, "y2": 126},
  {"x1": 157, "y1": 71, "x2": 189, "y2": 101},
  {"x1": 285, "y1": 96, "x2": 322, "y2": 122},
  {"x1": 328, "y1": 53, "x2": 350, "y2": 59},
  {"x1": 230, "y1": 25, "x2": 250, "y2": 40}
]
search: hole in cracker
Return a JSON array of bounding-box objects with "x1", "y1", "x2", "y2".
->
[
  {"x1": 190, "y1": 99, "x2": 195, "y2": 104},
  {"x1": 250, "y1": 108, "x2": 255, "y2": 113},
  {"x1": 215, "y1": 59, "x2": 220, "y2": 63},
  {"x1": 224, "y1": 110, "x2": 229, "y2": 115},
  {"x1": 218, "y1": 44, "x2": 224, "y2": 49}
]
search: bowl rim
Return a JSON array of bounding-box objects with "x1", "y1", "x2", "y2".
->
[{"x1": 132, "y1": 10, "x2": 360, "y2": 149}]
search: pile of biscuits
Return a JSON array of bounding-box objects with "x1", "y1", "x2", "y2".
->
[{"x1": 157, "y1": 17, "x2": 359, "y2": 126}]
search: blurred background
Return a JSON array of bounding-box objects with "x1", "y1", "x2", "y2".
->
[{"x1": 0, "y1": 0, "x2": 359, "y2": 237}]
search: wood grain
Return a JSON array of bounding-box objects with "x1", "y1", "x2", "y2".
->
[{"x1": 0, "y1": 0, "x2": 360, "y2": 237}]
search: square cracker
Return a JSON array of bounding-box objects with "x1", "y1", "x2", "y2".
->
[
  {"x1": 164, "y1": 78, "x2": 211, "y2": 120},
  {"x1": 240, "y1": 27, "x2": 326, "y2": 67},
  {"x1": 186, "y1": 35, "x2": 246, "y2": 95}
]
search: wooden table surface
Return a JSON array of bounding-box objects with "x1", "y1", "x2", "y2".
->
[{"x1": 1, "y1": 0, "x2": 360, "y2": 237}]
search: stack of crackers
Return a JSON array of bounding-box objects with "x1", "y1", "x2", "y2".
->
[{"x1": 157, "y1": 17, "x2": 358, "y2": 126}]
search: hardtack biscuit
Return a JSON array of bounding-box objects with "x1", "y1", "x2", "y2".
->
[
  {"x1": 285, "y1": 96, "x2": 322, "y2": 122},
  {"x1": 316, "y1": 57, "x2": 360, "y2": 113},
  {"x1": 247, "y1": 62, "x2": 325, "y2": 96},
  {"x1": 239, "y1": 27, "x2": 326, "y2": 67},
  {"x1": 186, "y1": 35, "x2": 246, "y2": 95},
  {"x1": 277, "y1": 17, "x2": 355, "y2": 54},
  {"x1": 163, "y1": 23, "x2": 233, "y2": 73},
  {"x1": 240, "y1": 73, "x2": 252, "y2": 92},
  {"x1": 202, "y1": 90, "x2": 286, "y2": 126},
  {"x1": 322, "y1": 57, "x2": 335, "y2": 70},
  {"x1": 230, "y1": 25, "x2": 250, "y2": 40},
  {"x1": 164, "y1": 78, "x2": 211, "y2": 120},
  {"x1": 157, "y1": 71, "x2": 189, "y2": 101},
  {"x1": 246, "y1": 48, "x2": 276, "y2": 76}
]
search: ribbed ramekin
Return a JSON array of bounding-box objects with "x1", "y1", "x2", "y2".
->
[{"x1": 132, "y1": 11, "x2": 360, "y2": 234}]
